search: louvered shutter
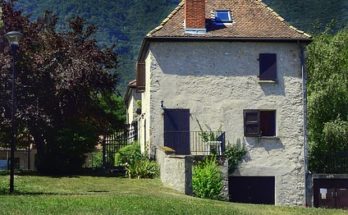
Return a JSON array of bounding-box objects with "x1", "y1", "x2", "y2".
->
[{"x1": 244, "y1": 110, "x2": 260, "y2": 137}]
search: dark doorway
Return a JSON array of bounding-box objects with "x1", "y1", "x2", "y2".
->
[
  {"x1": 229, "y1": 176, "x2": 275, "y2": 205},
  {"x1": 313, "y1": 178, "x2": 348, "y2": 209},
  {"x1": 163, "y1": 109, "x2": 190, "y2": 155}
]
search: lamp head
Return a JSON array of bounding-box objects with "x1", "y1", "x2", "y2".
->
[{"x1": 5, "y1": 31, "x2": 23, "y2": 46}]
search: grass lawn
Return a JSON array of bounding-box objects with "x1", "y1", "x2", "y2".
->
[{"x1": 0, "y1": 175, "x2": 345, "y2": 215}]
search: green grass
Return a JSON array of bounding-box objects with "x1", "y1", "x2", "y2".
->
[{"x1": 0, "y1": 175, "x2": 345, "y2": 215}]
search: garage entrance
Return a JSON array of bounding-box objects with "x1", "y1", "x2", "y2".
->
[{"x1": 229, "y1": 176, "x2": 275, "y2": 205}]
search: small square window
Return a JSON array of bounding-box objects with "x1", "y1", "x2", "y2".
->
[
  {"x1": 244, "y1": 110, "x2": 276, "y2": 137},
  {"x1": 215, "y1": 10, "x2": 232, "y2": 23}
]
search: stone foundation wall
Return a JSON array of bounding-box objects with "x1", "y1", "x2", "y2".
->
[
  {"x1": 156, "y1": 148, "x2": 192, "y2": 194},
  {"x1": 157, "y1": 150, "x2": 229, "y2": 199},
  {"x1": 219, "y1": 159, "x2": 229, "y2": 201}
]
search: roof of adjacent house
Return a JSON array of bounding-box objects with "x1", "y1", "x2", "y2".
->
[
  {"x1": 147, "y1": 0, "x2": 311, "y2": 41},
  {"x1": 124, "y1": 80, "x2": 138, "y2": 105},
  {"x1": 128, "y1": 80, "x2": 137, "y2": 88}
]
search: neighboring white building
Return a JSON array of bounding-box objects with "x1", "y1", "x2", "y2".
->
[
  {"x1": 134, "y1": 0, "x2": 311, "y2": 206},
  {"x1": 124, "y1": 80, "x2": 140, "y2": 143}
]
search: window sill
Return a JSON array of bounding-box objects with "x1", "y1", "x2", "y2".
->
[
  {"x1": 258, "y1": 80, "x2": 278, "y2": 84},
  {"x1": 245, "y1": 136, "x2": 280, "y2": 140},
  {"x1": 258, "y1": 136, "x2": 280, "y2": 140}
]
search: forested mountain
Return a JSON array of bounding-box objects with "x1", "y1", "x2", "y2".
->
[
  {"x1": 263, "y1": 0, "x2": 348, "y2": 33},
  {"x1": 15, "y1": 0, "x2": 348, "y2": 92},
  {"x1": 15, "y1": 0, "x2": 179, "y2": 92}
]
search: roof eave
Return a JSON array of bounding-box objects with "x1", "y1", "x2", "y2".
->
[{"x1": 147, "y1": 36, "x2": 312, "y2": 43}]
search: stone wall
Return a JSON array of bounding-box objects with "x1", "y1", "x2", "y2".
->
[
  {"x1": 142, "y1": 41, "x2": 306, "y2": 205},
  {"x1": 219, "y1": 159, "x2": 229, "y2": 201},
  {"x1": 156, "y1": 148, "x2": 193, "y2": 194},
  {"x1": 157, "y1": 149, "x2": 229, "y2": 199}
]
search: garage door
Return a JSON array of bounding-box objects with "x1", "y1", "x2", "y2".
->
[{"x1": 229, "y1": 176, "x2": 275, "y2": 205}]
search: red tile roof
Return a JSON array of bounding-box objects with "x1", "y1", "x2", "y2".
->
[{"x1": 147, "y1": 0, "x2": 311, "y2": 41}]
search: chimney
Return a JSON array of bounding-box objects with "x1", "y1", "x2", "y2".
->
[{"x1": 185, "y1": 0, "x2": 206, "y2": 34}]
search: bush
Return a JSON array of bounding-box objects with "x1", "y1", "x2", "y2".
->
[
  {"x1": 90, "y1": 151, "x2": 103, "y2": 168},
  {"x1": 126, "y1": 158, "x2": 159, "y2": 179},
  {"x1": 37, "y1": 121, "x2": 99, "y2": 174},
  {"x1": 115, "y1": 143, "x2": 159, "y2": 178},
  {"x1": 192, "y1": 156, "x2": 223, "y2": 199},
  {"x1": 224, "y1": 143, "x2": 247, "y2": 174},
  {"x1": 114, "y1": 142, "x2": 142, "y2": 166}
]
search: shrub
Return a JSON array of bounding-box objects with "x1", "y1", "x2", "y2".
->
[
  {"x1": 115, "y1": 143, "x2": 159, "y2": 178},
  {"x1": 126, "y1": 158, "x2": 159, "y2": 179},
  {"x1": 224, "y1": 143, "x2": 247, "y2": 174},
  {"x1": 90, "y1": 151, "x2": 103, "y2": 168},
  {"x1": 192, "y1": 156, "x2": 223, "y2": 199},
  {"x1": 114, "y1": 142, "x2": 142, "y2": 166},
  {"x1": 37, "y1": 121, "x2": 99, "y2": 174}
]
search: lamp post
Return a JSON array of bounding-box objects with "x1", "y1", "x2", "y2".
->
[{"x1": 5, "y1": 31, "x2": 23, "y2": 194}]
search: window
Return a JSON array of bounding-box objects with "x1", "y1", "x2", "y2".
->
[
  {"x1": 244, "y1": 110, "x2": 276, "y2": 137},
  {"x1": 259, "y1": 53, "x2": 277, "y2": 81},
  {"x1": 215, "y1": 10, "x2": 232, "y2": 23}
]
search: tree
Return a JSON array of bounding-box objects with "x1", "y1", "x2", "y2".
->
[
  {"x1": 0, "y1": 1, "x2": 124, "y2": 173},
  {"x1": 307, "y1": 29, "x2": 348, "y2": 173}
]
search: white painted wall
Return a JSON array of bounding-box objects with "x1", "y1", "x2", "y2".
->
[{"x1": 141, "y1": 41, "x2": 305, "y2": 205}]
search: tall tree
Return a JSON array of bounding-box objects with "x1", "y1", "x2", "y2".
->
[
  {"x1": 0, "y1": 1, "x2": 123, "y2": 173},
  {"x1": 307, "y1": 30, "x2": 348, "y2": 173}
]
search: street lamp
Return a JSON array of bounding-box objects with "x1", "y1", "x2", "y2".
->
[{"x1": 5, "y1": 31, "x2": 23, "y2": 194}]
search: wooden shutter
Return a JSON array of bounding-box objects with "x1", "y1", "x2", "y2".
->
[
  {"x1": 136, "y1": 62, "x2": 145, "y2": 91},
  {"x1": 260, "y1": 111, "x2": 276, "y2": 136},
  {"x1": 244, "y1": 110, "x2": 260, "y2": 137},
  {"x1": 259, "y1": 54, "x2": 277, "y2": 81}
]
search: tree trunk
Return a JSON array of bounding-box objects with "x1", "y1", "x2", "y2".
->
[{"x1": 29, "y1": 126, "x2": 46, "y2": 171}]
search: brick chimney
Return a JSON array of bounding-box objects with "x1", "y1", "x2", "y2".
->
[{"x1": 185, "y1": 0, "x2": 206, "y2": 34}]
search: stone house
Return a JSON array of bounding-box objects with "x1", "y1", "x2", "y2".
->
[{"x1": 134, "y1": 0, "x2": 311, "y2": 206}]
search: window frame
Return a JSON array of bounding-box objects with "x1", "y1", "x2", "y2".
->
[
  {"x1": 244, "y1": 110, "x2": 277, "y2": 137},
  {"x1": 215, "y1": 10, "x2": 233, "y2": 24}
]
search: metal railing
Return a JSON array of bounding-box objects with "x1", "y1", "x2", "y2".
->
[
  {"x1": 318, "y1": 152, "x2": 348, "y2": 174},
  {"x1": 103, "y1": 128, "x2": 138, "y2": 167},
  {"x1": 164, "y1": 131, "x2": 226, "y2": 156}
]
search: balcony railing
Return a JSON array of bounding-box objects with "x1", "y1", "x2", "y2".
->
[{"x1": 164, "y1": 131, "x2": 226, "y2": 156}]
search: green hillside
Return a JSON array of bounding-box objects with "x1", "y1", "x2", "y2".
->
[
  {"x1": 15, "y1": 0, "x2": 348, "y2": 92},
  {"x1": 264, "y1": 0, "x2": 348, "y2": 33},
  {"x1": 15, "y1": 0, "x2": 178, "y2": 92}
]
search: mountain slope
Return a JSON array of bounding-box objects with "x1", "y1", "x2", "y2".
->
[{"x1": 264, "y1": 0, "x2": 348, "y2": 33}]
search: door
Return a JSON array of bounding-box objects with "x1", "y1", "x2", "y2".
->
[
  {"x1": 163, "y1": 109, "x2": 190, "y2": 155},
  {"x1": 229, "y1": 176, "x2": 275, "y2": 205},
  {"x1": 313, "y1": 178, "x2": 348, "y2": 209}
]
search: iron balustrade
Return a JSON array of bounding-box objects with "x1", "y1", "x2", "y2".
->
[
  {"x1": 164, "y1": 131, "x2": 226, "y2": 156},
  {"x1": 103, "y1": 128, "x2": 138, "y2": 167},
  {"x1": 319, "y1": 152, "x2": 348, "y2": 174}
]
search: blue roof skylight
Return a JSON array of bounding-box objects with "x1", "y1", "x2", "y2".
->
[{"x1": 215, "y1": 10, "x2": 232, "y2": 23}]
